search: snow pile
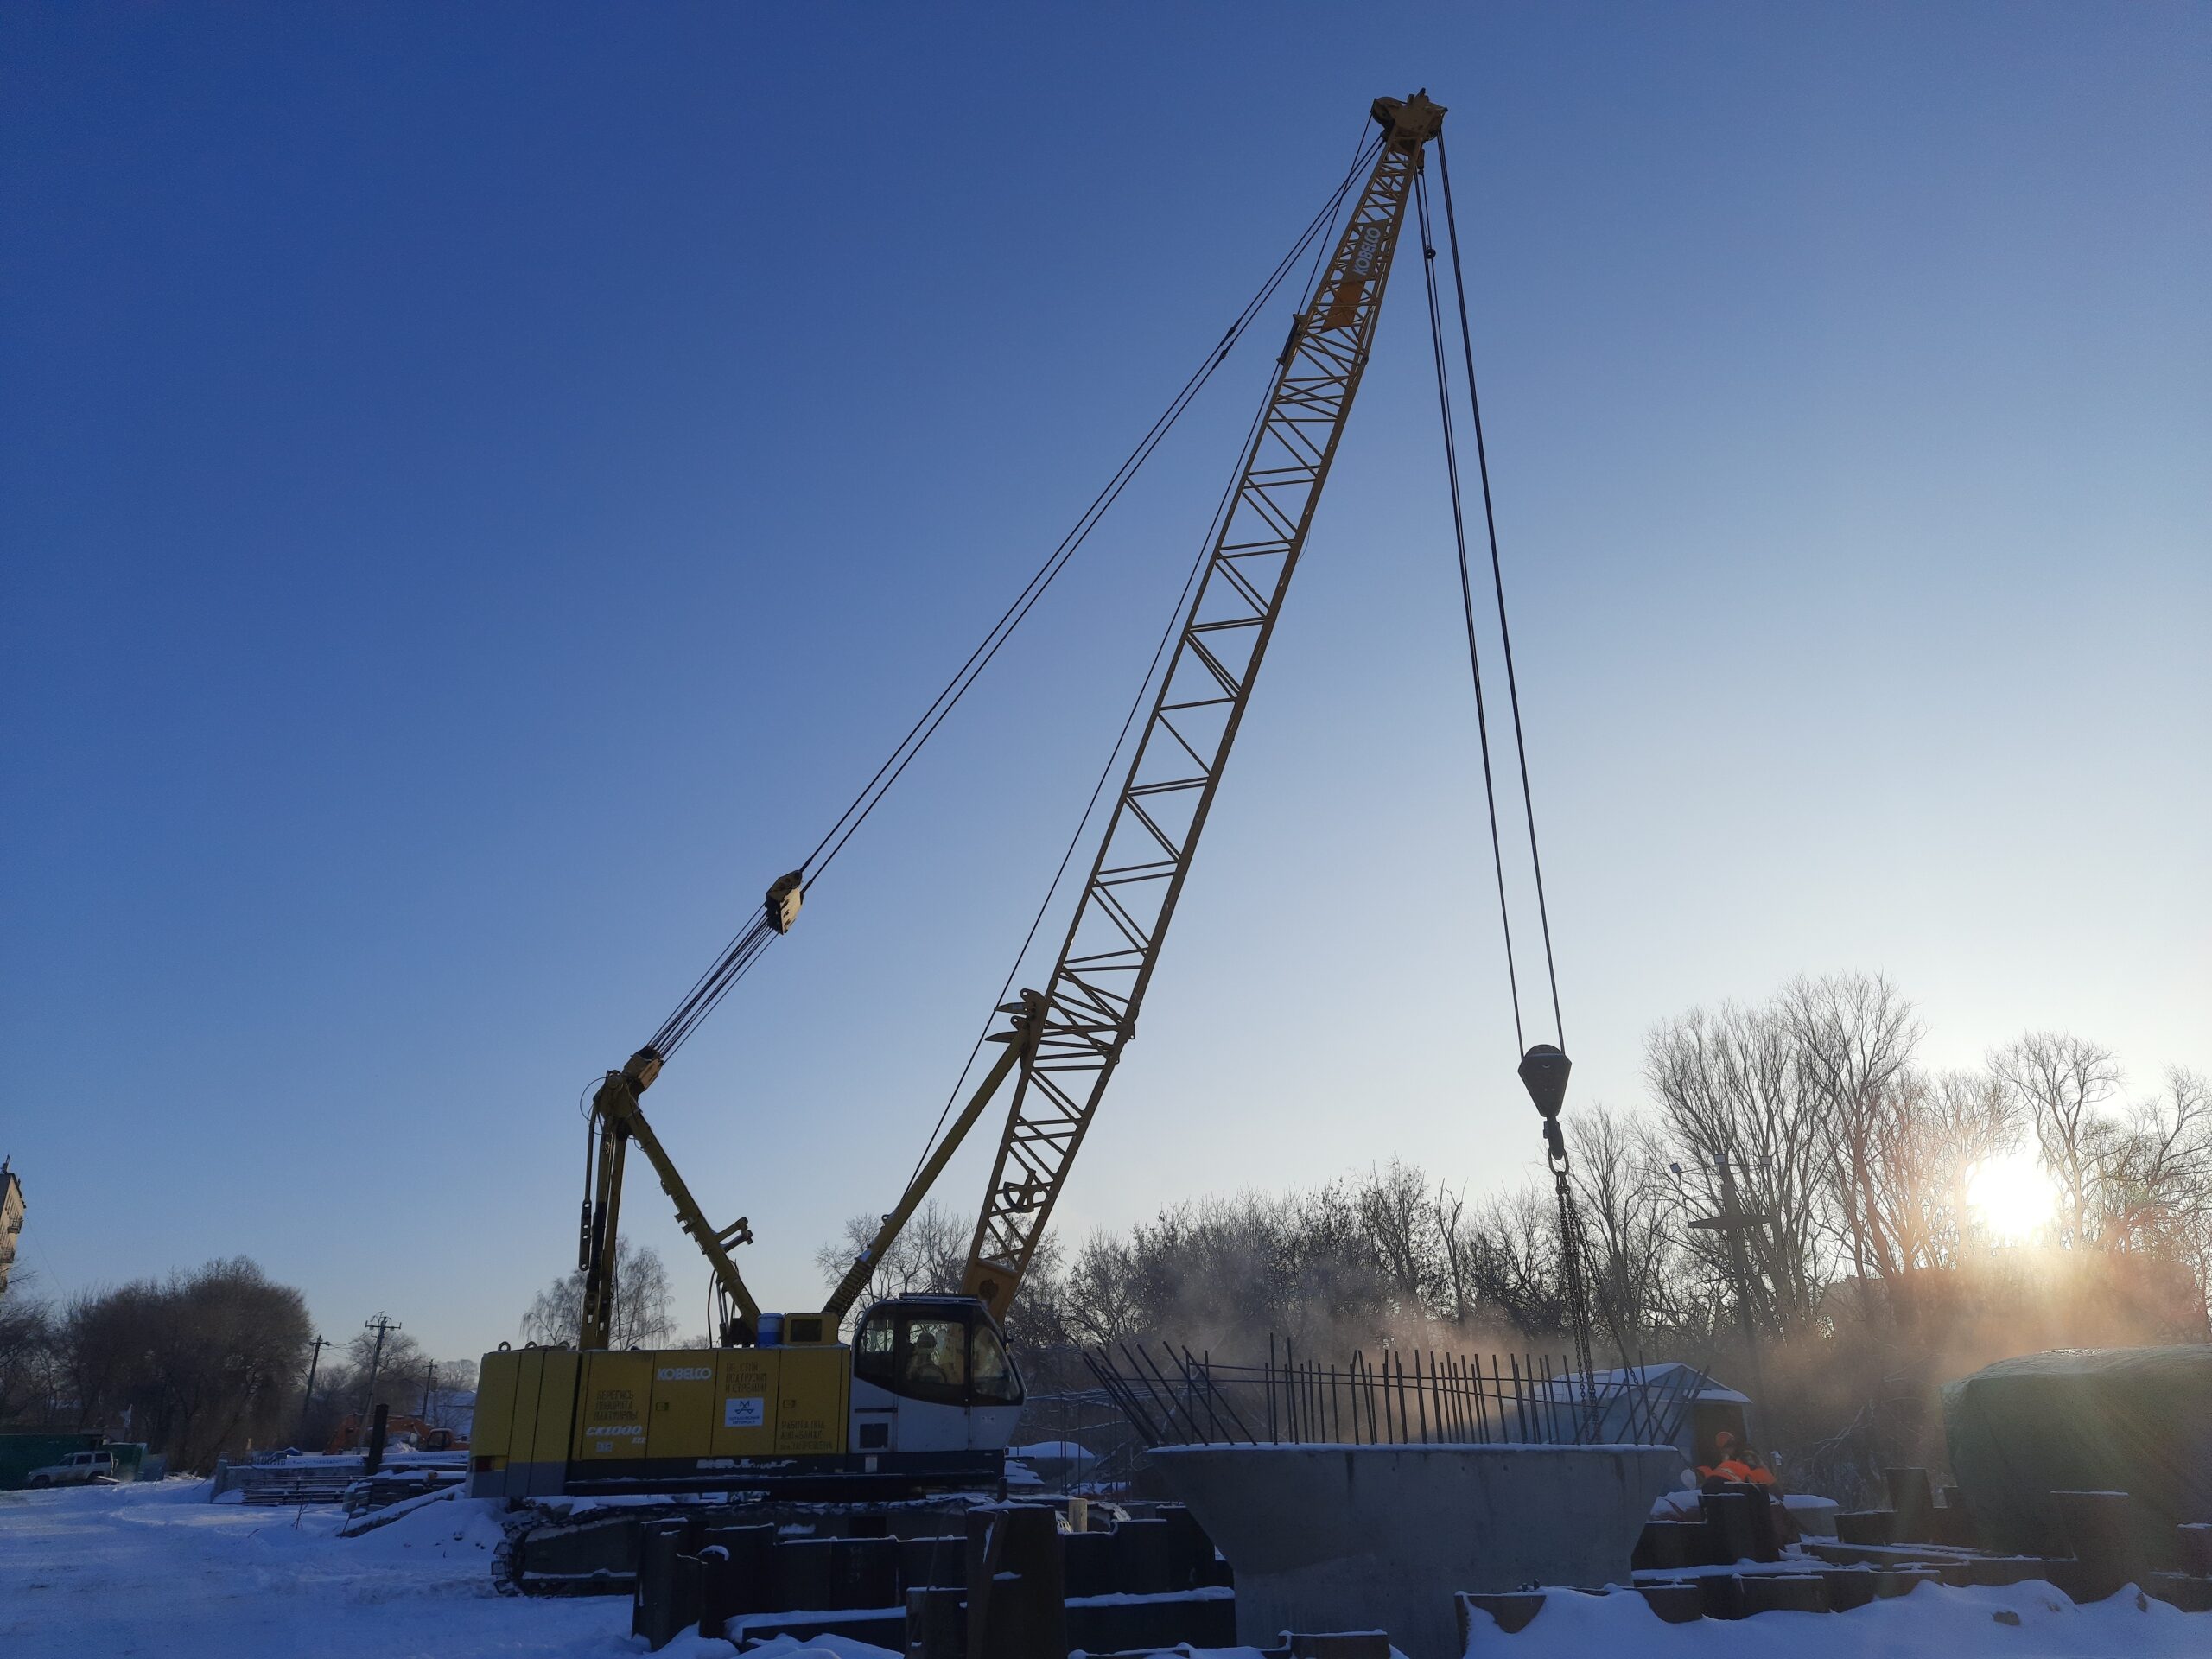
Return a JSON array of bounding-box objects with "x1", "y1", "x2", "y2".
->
[
  {"x1": 1463, "y1": 1578, "x2": 2207, "y2": 1655},
  {"x1": 340, "y1": 1492, "x2": 512, "y2": 1560}
]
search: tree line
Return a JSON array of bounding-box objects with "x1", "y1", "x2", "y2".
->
[
  {"x1": 8, "y1": 970, "x2": 2196, "y2": 1484},
  {"x1": 0, "y1": 1262, "x2": 479, "y2": 1471},
  {"x1": 817, "y1": 972, "x2": 2209, "y2": 1491}
]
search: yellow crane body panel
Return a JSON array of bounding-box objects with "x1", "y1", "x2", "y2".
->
[
  {"x1": 469, "y1": 1342, "x2": 854, "y2": 1498},
  {"x1": 644, "y1": 1357, "x2": 719, "y2": 1463}
]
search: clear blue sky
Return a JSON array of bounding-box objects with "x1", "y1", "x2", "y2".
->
[{"x1": 4, "y1": 5, "x2": 2205, "y2": 1360}]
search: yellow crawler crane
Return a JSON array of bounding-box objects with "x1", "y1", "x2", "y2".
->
[{"x1": 471, "y1": 90, "x2": 1446, "y2": 1503}]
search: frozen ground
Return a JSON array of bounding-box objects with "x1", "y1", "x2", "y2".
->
[{"x1": 1, "y1": 1478, "x2": 2203, "y2": 1657}]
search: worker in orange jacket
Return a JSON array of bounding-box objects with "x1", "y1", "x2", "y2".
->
[{"x1": 1698, "y1": 1430, "x2": 1754, "y2": 1487}]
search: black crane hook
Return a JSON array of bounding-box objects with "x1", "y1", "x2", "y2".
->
[{"x1": 1517, "y1": 1042, "x2": 1573, "y2": 1166}]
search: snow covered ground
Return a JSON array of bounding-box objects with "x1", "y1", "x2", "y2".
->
[
  {"x1": 0, "y1": 1480, "x2": 1035, "y2": 1659},
  {"x1": 1463, "y1": 1579, "x2": 2207, "y2": 1656},
  {"x1": 2, "y1": 1478, "x2": 2204, "y2": 1657}
]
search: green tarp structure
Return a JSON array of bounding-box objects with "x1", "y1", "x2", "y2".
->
[
  {"x1": 1942, "y1": 1344, "x2": 2212, "y2": 1564},
  {"x1": 0, "y1": 1430, "x2": 102, "y2": 1490}
]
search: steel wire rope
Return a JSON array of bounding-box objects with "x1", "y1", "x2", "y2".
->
[
  {"x1": 642, "y1": 134, "x2": 1387, "y2": 1064},
  {"x1": 797, "y1": 142, "x2": 1384, "y2": 890},
  {"x1": 888, "y1": 114, "x2": 1379, "y2": 1196},
  {"x1": 1413, "y1": 170, "x2": 1528, "y2": 1056},
  {"x1": 1435, "y1": 132, "x2": 1565, "y2": 1049},
  {"x1": 1415, "y1": 158, "x2": 1594, "y2": 1387}
]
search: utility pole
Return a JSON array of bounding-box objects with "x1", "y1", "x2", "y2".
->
[
  {"x1": 298, "y1": 1334, "x2": 327, "y2": 1446},
  {"x1": 422, "y1": 1358, "x2": 436, "y2": 1421},
  {"x1": 358, "y1": 1313, "x2": 399, "y2": 1448},
  {"x1": 1686, "y1": 1153, "x2": 1770, "y2": 1433}
]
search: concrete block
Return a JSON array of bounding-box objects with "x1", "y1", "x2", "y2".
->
[
  {"x1": 1696, "y1": 1483, "x2": 1780, "y2": 1561},
  {"x1": 1835, "y1": 1510, "x2": 1896, "y2": 1545},
  {"x1": 832, "y1": 1535, "x2": 899, "y2": 1611},
  {"x1": 774, "y1": 1537, "x2": 836, "y2": 1611},
  {"x1": 630, "y1": 1523, "x2": 698, "y2": 1651},
  {"x1": 1700, "y1": 1490, "x2": 1759, "y2": 1563},
  {"x1": 2145, "y1": 1573, "x2": 2212, "y2": 1613},
  {"x1": 903, "y1": 1585, "x2": 963, "y2": 1659},
  {"x1": 1820, "y1": 1569, "x2": 1874, "y2": 1611},
  {"x1": 631, "y1": 1522, "x2": 676, "y2": 1640},
  {"x1": 1154, "y1": 1442, "x2": 1677, "y2": 1659},
  {"x1": 1696, "y1": 1575, "x2": 1745, "y2": 1619},
  {"x1": 1286, "y1": 1633, "x2": 1393, "y2": 1658},
  {"x1": 1633, "y1": 1582, "x2": 1705, "y2": 1624},
  {"x1": 1930, "y1": 1505, "x2": 1979, "y2": 1548},
  {"x1": 965, "y1": 1504, "x2": 1064, "y2": 1659},
  {"x1": 698, "y1": 1523, "x2": 775, "y2": 1630},
  {"x1": 1065, "y1": 1588, "x2": 1238, "y2": 1651},
  {"x1": 1633, "y1": 1520, "x2": 1705, "y2": 1570},
  {"x1": 1112, "y1": 1516, "x2": 1177, "y2": 1592},
  {"x1": 1738, "y1": 1574, "x2": 1828, "y2": 1615},
  {"x1": 2053, "y1": 1490, "x2": 2139, "y2": 1602},
  {"x1": 1160, "y1": 1502, "x2": 1224, "y2": 1588},
  {"x1": 1062, "y1": 1528, "x2": 1116, "y2": 1597},
  {"x1": 1870, "y1": 1568, "x2": 1938, "y2": 1598},
  {"x1": 897, "y1": 1534, "x2": 965, "y2": 1595},
  {"x1": 727, "y1": 1607, "x2": 906, "y2": 1649},
  {"x1": 1885, "y1": 1468, "x2": 1934, "y2": 1542}
]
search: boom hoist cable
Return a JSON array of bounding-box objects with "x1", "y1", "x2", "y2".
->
[
  {"x1": 1413, "y1": 138, "x2": 1602, "y2": 1391},
  {"x1": 573, "y1": 135, "x2": 1390, "y2": 1349}
]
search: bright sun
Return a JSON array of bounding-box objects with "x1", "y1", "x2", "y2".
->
[{"x1": 1967, "y1": 1150, "x2": 2056, "y2": 1243}]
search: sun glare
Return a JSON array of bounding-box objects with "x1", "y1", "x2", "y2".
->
[{"x1": 1967, "y1": 1150, "x2": 2056, "y2": 1243}]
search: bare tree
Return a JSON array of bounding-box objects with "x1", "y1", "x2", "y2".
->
[
  {"x1": 813, "y1": 1199, "x2": 967, "y2": 1321},
  {"x1": 1868, "y1": 1068, "x2": 2022, "y2": 1269},
  {"x1": 1357, "y1": 1160, "x2": 1446, "y2": 1313},
  {"x1": 1645, "y1": 1002, "x2": 1833, "y2": 1330},
  {"x1": 0, "y1": 1281, "x2": 60, "y2": 1424},
  {"x1": 2094, "y1": 1066, "x2": 2212, "y2": 1261},
  {"x1": 1433, "y1": 1183, "x2": 1476, "y2": 1326},
  {"x1": 1059, "y1": 1232, "x2": 1144, "y2": 1345},
  {"x1": 1567, "y1": 1105, "x2": 1684, "y2": 1349},
  {"x1": 1454, "y1": 1185, "x2": 1566, "y2": 1337},
  {"x1": 1782, "y1": 974, "x2": 1923, "y2": 1282},
  {"x1": 520, "y1": 1236, "x2": 675, "y2": 1350},
  {"x1": 1991, "y1": 1032, "x2": 2123, "y2": 1247}
]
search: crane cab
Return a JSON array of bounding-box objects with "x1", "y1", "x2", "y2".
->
[{"x1": 848, "y1": 1294, "x2": 1024, "y2": 1480}]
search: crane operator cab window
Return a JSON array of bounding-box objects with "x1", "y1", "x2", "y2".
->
[
  {"x1": 905, "y1": 1319, "x2": 967, "y2": 1391},
  {"x1": 853, "y1": 1300, "x2": 1024, "y2": 1408}
]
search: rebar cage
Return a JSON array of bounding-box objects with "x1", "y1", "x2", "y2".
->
[{"x1": 1084, "y1": 1339, "x2": 1695, "y2": 1450}]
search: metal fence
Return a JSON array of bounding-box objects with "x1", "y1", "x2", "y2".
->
[{"x1": 1083, "y1": 1339, "x2": 1695, "y2": 1451}]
